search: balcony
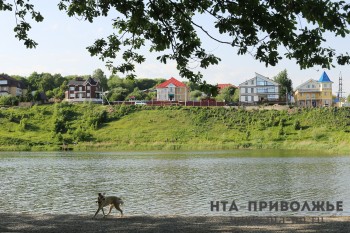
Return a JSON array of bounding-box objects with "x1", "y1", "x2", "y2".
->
[{"x1": 297, "y1": 89, "x2": 320, "y2": 93}]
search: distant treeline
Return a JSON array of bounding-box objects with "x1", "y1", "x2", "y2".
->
[{"x1": 1, "y1": 68, "x2": 240, "y2": 105}]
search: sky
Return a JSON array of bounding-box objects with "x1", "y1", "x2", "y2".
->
[{"x1": 0, "y1": 1, "x2": 350, "y2": 96}]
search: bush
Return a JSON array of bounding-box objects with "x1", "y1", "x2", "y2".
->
[
  {"x1": 245, "y1": 130, "x2": 251, "y2": 140},
  {"x1": 294, "y1": 120, "x2": 301, "y2": 130},
  {"x1": 73, "y1": 127, "x2": 92, "y2": 142},
  {"x1": 0, "y1": 96, "x2": 19, "y2": 106},
  {"x1": 278, "y1": 126, "x2": 285, "y2": 136},
  {"x1": 19, "y1": 118, "x2": 27, "y2": 131},
  {"x1": 279, "y1": 118, "x2": 286, "y2": 127}
]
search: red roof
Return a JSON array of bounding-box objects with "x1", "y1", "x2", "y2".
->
[
  {"x1": 217, "y1": 84, "x2": 236, "y2": 89},
  {"x1": 156, "y1": 77, "x2": 187, "y2": 88}
]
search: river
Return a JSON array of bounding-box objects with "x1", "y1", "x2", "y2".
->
[{"x1": 0, "y1": 150, "x2": 349, "y2": 216}]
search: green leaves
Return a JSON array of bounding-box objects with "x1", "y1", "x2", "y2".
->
[
  {"x1": 273, "y1": 69, "x2": 293, "y2": 100},
  {"x1": 2, "y1": 0, "x2": 350, "y2": 84},
  {"x1": 0, "y1": 0, "x2": 44, "y2": 48}
]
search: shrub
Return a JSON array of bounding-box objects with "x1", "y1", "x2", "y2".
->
[
  {"x1": 278, "y1": 126, "x2": 285, "y2": 136},
  {"x1": 294, "y1": 120, "x2": 301, "y2": 130},
  {"x1": 245, "y1": 130, "x2": 251, "y2": 140},
  {"x1": 19, "y1": 118, "x2": 27, "y2": 131},
  {"x1": 0, "y1": 96, "x2": 19, "y2": 106},
  {"x1": 279, "y1": 118, "x2": 286, "y2": 127}
]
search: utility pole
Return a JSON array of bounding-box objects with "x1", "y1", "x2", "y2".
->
[{"x1": 337, "y1": 71, "x2": 344, "y2": 101}]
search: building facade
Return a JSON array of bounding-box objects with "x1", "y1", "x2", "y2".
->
[
  {"x1": 239, "y1": 73, "x2": 280, "y2": 104},
  {"x1": 0, "y1": 74, "x2": 26, "y2": 97},
  {"x1": 65, "y1": 77, "x2": 102, "y2": 102},
  {"x1": 294, "y1": 71, "x2": 333, "y2": 107},
  {"x1": 156, "y1": 77, "x2": 189, "y2": 101}
]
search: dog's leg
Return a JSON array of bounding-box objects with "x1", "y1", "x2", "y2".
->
[
  {"x1": 115, "y1": 203, "x2": 123, "y2": 217},
  {"x1": 93, "y1": 207, "x2": 102, "y2": 218},
  {"x1": 102, "y1": 206, "x2": 106, "y2": 217},
  {"x1": 106, "y1": 205, "x2": 113, "y2": 216}
]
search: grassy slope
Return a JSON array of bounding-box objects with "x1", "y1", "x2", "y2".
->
[{"x1": 0, "y1": 104, "x2": 350, "y2": 153}]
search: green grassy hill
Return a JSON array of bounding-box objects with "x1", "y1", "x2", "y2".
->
[{"x1": 0, "y1": 103, "x2": 350, "y2": 153}]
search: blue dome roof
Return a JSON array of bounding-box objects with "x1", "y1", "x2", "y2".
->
[{"x1": 318, "y1": 71, "x2": 331, "y2": 82}]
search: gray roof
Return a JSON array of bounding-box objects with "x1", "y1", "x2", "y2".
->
[
  {"x1": 0, "y1": 74, "x2": 26, "y2": 89},
  {"x1": 68, "y1": 77, "x2": 99, "y2": 86}
]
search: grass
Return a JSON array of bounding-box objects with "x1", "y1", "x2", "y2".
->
[{"x1": 0, "y1": 103, "x2": 350, "y2": 153}]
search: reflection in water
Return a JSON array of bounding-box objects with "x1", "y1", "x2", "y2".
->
[{"x1": 0, "y1": 151, "x2": 349, "y2": 216}]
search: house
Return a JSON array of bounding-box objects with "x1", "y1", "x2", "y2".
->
[
  {"x1": 156, "y1": 77, "x2": 190, "y2": 101},
  {"x1": 65, "y1": 77, "x2": 102, "y2": 102},
  {"x1": 217, "y1": 84, "x2": 237, "y2": 90},
  {"x1": 239, "y1": 73, "x2": 280, "y2": 104},
  {"x1": 0, "y1": 74, "x2": 26, "y2": 97},
  {"x1": 294, "y1": 71, "x2": 333, "y2": 107},
  {"x1": 217, "y1": 84, "x2": 237, "y2": 92}
]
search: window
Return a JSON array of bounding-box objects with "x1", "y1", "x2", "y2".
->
[
  {"x1": 251, "y1": 88, "x2": 254, "y2": 93},
  {"x1": 0, "y1": 80, "x2": 8, "y2": 85},
  {"x1": 307, "y1": 85, "x2": 310, "y2": 88},
  {"x1": 311, "y1": 94, "x2": 315, "y2": 99},
  {"x1": 70, "y1": 86, "x2": 74, "y2": 91},
  {"x1": 87, "y1": 93, "x2": 91, "y2": 98},
  {"x1": 251, "y1": 80, "x2": 254, "y2": 85},
  {"x1": 245, "y1": 96, "x2": 248, "y2": 101},
  {"x1": 79, "y1": 86, "x2": 83, "y2": 91},
  {"x1": 257, "y1": 87, "x2": 275, "y2": 93},
  {"x1": 257, "y1": 78, "x2": 268, "y2": 86},
  {"x1": 87, "y1": 86, "x2": 91, "y2": 91},
  {"x1": 267, "y1": 95, "x2": 278, "y2": 100},
  {"x1": 70, "y1": 93, "x2": 74, "y2": 98}
]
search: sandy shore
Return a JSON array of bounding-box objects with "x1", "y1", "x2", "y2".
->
[{"x1": 0, "y1": 214, "x2": 350, "y2": 233}]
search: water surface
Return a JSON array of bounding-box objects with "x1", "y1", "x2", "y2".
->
[{"x1": 0, "y1": 150, "x2": 349, "y2": 216}]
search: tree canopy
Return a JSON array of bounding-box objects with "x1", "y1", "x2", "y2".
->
[
  {"x1": 273, "y1": 69, "x2": 293, "y2": 100},
  {"x1": 215, "y1": 86, "x2": 237, "y2": 103},
  {"x1": 1, "y1": 0, "x2": 350, "y2": 85}
]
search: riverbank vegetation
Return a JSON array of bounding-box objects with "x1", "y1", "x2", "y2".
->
[{"x1": 0, "y1": 103, "x2": 349, "y2": 153}]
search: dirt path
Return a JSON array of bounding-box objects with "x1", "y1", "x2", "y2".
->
[{"x1": 1, "y1": 214, "x2": 349, "y2": 232}]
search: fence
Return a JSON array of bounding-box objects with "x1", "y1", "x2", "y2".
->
[{"x1": 110, "y1": 100, "x2": 226, "y2": 107}]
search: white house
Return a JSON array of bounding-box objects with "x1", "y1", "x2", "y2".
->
[
  {"x1": 239, "y1": 73, "x2": 280, "y2": 104},
  {"x1": 156, "y1": 77, "x2": 189, "y2": 101}
]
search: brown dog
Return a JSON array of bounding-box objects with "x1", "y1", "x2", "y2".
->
[{"x1": 93, "y1": 193, "x2": 124, "y2": 218}]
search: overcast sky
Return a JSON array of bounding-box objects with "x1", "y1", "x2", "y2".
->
[{"x1": 0, "y1": 1, "x2": 349, "y2": 96}]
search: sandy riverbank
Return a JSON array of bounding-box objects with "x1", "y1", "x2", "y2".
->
[{"x1": 1, "y1": 214, "x2": 350, "y2": 233}]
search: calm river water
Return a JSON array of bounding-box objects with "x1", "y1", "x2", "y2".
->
[{"x1": 0, "y1": 150, "x2": 349, "y2": 216}]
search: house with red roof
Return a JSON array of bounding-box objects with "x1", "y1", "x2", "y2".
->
[
  {"x1": 156, "y1": 77, "x2": 190, "y2": 101},
  {"x1": 217, "y1": 84, "x2": 237, "y2": 92}
]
